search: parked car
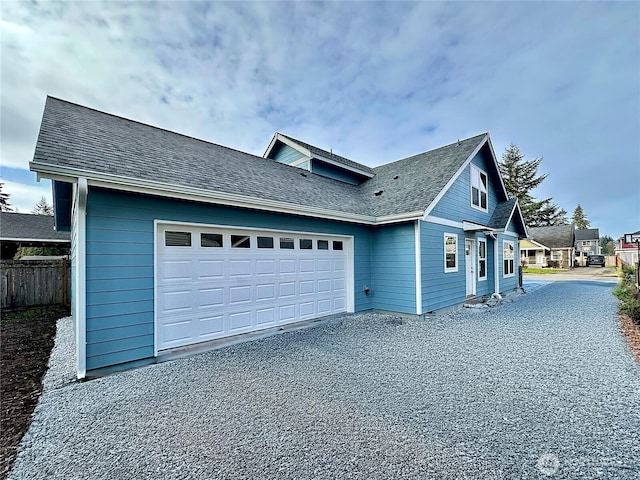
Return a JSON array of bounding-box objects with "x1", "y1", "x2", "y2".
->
[{"x1": 586, "y1": 254, "x2": 605, "y2": 267}]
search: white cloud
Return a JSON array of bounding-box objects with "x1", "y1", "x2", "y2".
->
[
  {"x1": 0, "y1": 1, "x2": 637, "y2": 237},
  {"x1": 2, "y1": 179, "x2": 51, "y2": 214}
]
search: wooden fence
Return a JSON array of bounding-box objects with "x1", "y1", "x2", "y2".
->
[{"x1": 1, "y1": 259, "x2": 71, "y2": 310}]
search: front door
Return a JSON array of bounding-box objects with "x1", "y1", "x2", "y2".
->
[{"x1": 465, "y1": 239, "x2": 475, "y2": 297}]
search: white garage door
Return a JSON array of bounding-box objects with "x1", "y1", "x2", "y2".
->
[{"x1": 155, "y1": 223, "x2": 352, "y2": 351}]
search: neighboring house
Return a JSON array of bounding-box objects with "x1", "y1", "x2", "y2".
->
[
  {"x1": 30, "y1": 97, "x2": 527, "y2": 378},
  {"x1": 0, "y1": 212, "x2": 70, "y2": 259},
  {"x1": 574, "y1": 228, "x2": 600, "y2": 265},
  {"x1": 616, "y1": 231, "x2": 640, "y2": 266},
  {"x1": 522, "y1": 224, "x2": 575, "y2": 268}
]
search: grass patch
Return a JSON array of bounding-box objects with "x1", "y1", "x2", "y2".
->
[{"x1": 521, "y1": 267, "x2": 562, "y2": 274}]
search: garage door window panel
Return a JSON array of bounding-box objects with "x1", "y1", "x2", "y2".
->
[
  {"x1": 231, "y1": 235, "x2": 251, "y2": 248},
  {"x1": 165, "y1": 231, "x2": 192, "y2": 247},
  {"x1": 280, "y1": 238, "x2": 295, "y2": 249},
  {"x1": 201, "y1": 233, "x2": 223, "y2": 248}
]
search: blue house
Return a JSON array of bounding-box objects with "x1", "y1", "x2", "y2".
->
[{"x1": 30, "y1": 97, "x2": 527, "y2": 378}]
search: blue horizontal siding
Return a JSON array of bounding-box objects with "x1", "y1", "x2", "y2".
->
[
  {"x1": 420, "y1": 222, "x2": 466, "y2": 312},
  {"x1": 84, "y1": 187, "x2": 374, "y2": 372},
  {"x1": 271, "y1": 143, "x2": 307, "y2": 165},
  {"x1": 312, "y1": 160, "x2": 363, "y2": 185},
  {"x1": 371, "y1": 223, "x2": 416, "y2": 314},
  {"x1": 429, "y1": 151, "x2": 499, "y2": 225},
  {"x1": 499, "y1": 233, "x2": 520, "y2": 293}
]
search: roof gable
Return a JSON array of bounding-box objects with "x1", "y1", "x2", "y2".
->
[
  {"x1": 528, "y1": 224, "x2": 576, "y2": 249},
  {"x1": 360, "y1": 134, "x2": 491, "y2": 217},
  {"x1": 263, "y1": 133, "x2": 375, "y2": 181}
]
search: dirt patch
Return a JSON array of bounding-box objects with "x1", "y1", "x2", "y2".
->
[
  {"x1": 0, "y1": 307, "x2": 67, "y2": 479},
  {"x1": 619, "y1": 314, "x2": 640, "y2": 365}
]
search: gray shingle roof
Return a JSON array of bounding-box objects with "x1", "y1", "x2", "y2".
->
[
  {"x1": 0, "y1": 212, "x2": 70, "y2": 242},
  {"x1": 360, "y1": 134, "x2": 488, "y2": 217},
  {"x1": 488, "y1": 198, "x2": 518, "y2": 229},
  {"x1": 277, "y1": 133, "x2": 375, "y2": 176},
  {"x1": 575, "y1": 228, "x2": 599, "y2": 241},
  {"x1": 528, "y1": 224, "x2": 575, "y2": 249},
  {"x1": 30, "y1": 97, "x2": 493, "y2": 222},
  {"x1": 32, "y1": 98, "x2": 371, "y2": 217}
]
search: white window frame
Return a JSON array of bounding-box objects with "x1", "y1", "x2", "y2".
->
[
  {"x1": 470, "y1": 165, "x2": 488, "y2": 212},
  {"x1": 503, "y1": 240, "x2": 515, "y2": 277},
  {"x1": 478, "y1": 238, "x2": 487, "y2": 281},
  {"x1": 444, "y1": 233, "x2": 458, "y2": 273}
]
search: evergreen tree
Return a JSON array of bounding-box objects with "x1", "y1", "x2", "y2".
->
[
  {"x1": 499, "y1": 144, "x2": 566, "y2": 227},
  {"x1": 600, "y1": 235, "x2": 615, "y2": 255},
  {"x1": 32, "y1": 196, "x2": 53, "y2": 216},
  {"x1": 571, "y1": 204, "x2": 590, "y2": 229},
  {"x1": 0, "y1": 182, "x2": 13, "y2": 212}
]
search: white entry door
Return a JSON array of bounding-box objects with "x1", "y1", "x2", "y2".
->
[
  {"x1": 465, "y1": 239, "x2": 475, "y2": 296},
  {"x1": 155, "y1": 223, "x2": 352, "y2": 351}
]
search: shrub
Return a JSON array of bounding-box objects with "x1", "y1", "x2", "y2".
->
[{"x1": 614, "y1": 265, "x2": 640, "y2": 325}]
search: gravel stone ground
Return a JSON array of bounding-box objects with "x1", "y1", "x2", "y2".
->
[{"x1": 9, "y1": 281, "x2": 640, "y2": 479}]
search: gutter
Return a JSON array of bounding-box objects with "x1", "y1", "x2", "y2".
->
[{"x1": 31, "y1": 162, "x2": 423, "y2": 226}]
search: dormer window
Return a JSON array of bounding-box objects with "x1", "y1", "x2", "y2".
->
[{"x1": 471, "y1": 165, "x2": 488, "y2": 211}]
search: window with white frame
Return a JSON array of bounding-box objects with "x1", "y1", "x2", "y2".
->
[
  {"x1": 478, "y1": 238, "x2": 487, "y2": 280},
  {"x1": 551, "y1": 250, "x2": 562, "y2": 261},
  {"x1": 444, "y1": 233, "x2": 458, "y2": 272},
  {"x1": 503, "y1": 240, "x2": 515, "y2": 276},
  {"x1": 471, "y1": 165, "x2": 488, "y2": 211}
]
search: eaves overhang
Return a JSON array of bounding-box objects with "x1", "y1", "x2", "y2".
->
[{"x1": 30, "y1": 162, "x2": 418, "y2": 227}]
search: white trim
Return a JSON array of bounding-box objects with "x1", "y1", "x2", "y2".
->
[
  {"x1": 444, "y1": 232, "x2": 459, "y2": 273},
  {"x1": 491, "y1": 234, "x2": 500, "y2": 294},
  {"x1": 503, "y1": 239, "x2": 515, "y2": 277},
  {"x1": 499, "y1": 230, "x2": 521, "y2": 238},
  {"x1": 0, "y1": 237, "x2": 70, "y2": 243},
  {"x1": 415, "y1": 221, "x2": 422, "y2": 315},
  {"x1": 290, "y1": 157, "x2": 311, "y2": 170},
  {"x1": 465, "y1": 238, "x2": 476, "y2": 296},
  {"x1": 477, "y1": 238, "x2": 487, "y2": 281},
  {"x1": 424, "y1": 215, "x2": 463, "y2": 229},
  {"x1": 75, "y1": 178, "x2": 88, "y2": 379},
  {"x1": 470, "y1": 164, "x2": 488, "y2": 213},
  {"x1": 462, "y1": 220, "x2": 494, "y2": 232},
  {"x1": 31, "y1": 162, "x2": 422, "y2": 227},
  {"x1": 424, "y1": 135, "x2": 488, "y2": 217}
]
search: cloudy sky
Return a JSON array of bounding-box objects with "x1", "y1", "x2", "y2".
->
[{"x1": 1, "y1": 1, "x2": 638, "y2": 238}]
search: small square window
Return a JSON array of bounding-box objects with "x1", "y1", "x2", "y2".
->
[
  {"x1": 300, "y1": 239, "x2": 313, "y2": 250},
  {"x1": 231, "y1": 235, "x2": 250, "y2": 248},
  {"x1": 201, "y1": 233, "x2": 223, "y2": 247},
  {"x1": 280, "y1": 237, "x2": 295, "y2": 249},
  {"x1": 257, "y1": 236, "x2": 274, "y2": 248},
  {"x1": 165, "y1": 231, "x2": 191, "y2": 247},
  {"x1": 317, "y1": 240, "x2": 329, "y2": 250},
  {"x1": 332, "y1": 241, "x2": 343, "y2": 251}
]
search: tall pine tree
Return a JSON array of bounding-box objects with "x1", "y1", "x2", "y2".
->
[
  {"x1": 32, "y1": 196, "x2": 53, "y2": 216},
  {"x1": 571, "y1": 204, "x2": 590, "y2": 229},
  {"x1": 499, "y1": 144, "x2": 566, "y2": 227},
  {"x1": 0, "y1": 182, "x2": 12, "y2": 212}
]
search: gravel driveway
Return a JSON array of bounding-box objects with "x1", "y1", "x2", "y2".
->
[{"x1": 9, "y1": 281, "x2": 640, "y2": 479}]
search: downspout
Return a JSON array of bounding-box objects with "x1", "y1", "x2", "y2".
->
[
  {"x1": 415, "y1": 220, "x2": 422, "y2": 315},
  {"x1": 75, "y1": 178, "x2": 88, "y2": 379},
  {"x1": 489, "y1": 232, "x2": 500, "y2": 296}
]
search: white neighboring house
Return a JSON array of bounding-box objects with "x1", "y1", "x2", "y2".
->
[
  {"x1": 616, "y1": 230, "x2": 640, "y2": 266},
  {"x1": 520, "y1": 224, "x2": 576, "y2": 269}
]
